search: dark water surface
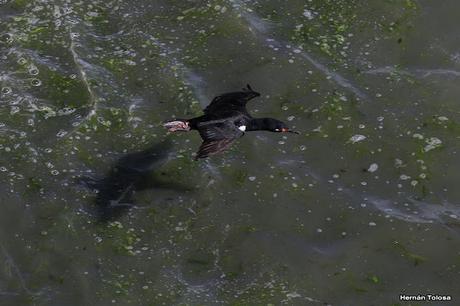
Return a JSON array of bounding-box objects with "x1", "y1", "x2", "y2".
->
[{"x1": 1, "y1": 0, "x2": 459, "y2": 305}]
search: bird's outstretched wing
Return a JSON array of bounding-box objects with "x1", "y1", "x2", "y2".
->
[
  {"x1": 195, "y1": 121, "x2": 244, "y2": 159},
  {"x1": 196, "y1": 138, "x2": 237, "y2": 159},
  {"x1": 203, "y1": 84, "x2": 260, "y2": 115}
]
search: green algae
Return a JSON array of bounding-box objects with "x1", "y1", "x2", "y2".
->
[
  {"x1": 367, "y1": 274, "x2": 380, "y2": 284},
  {"x1": 96, "y1": 221, "x2": 140, "y2": 256},
  {"x1": 224, "y1": 168, "x2": 248, "y2": 187},
  {"x1": 9, "y1": 0, "x2": 29, "y2": 10},
  {"x1": 26, "y1": 176, "x2": 42, "y2": 191},
  {"x1": 1, "y1": 1, "x2": 460, "y2": 305},
  {"x1": 393, "y1": 241, "x2": 427, "y2": 266},
  {"x1": 382, "y1": 0, "x2": 418, "y2": 35},
  {"x1": 75, "y1": 148, "x2": 97, "y2": 167},
  {"x1": 102, "y1": 58, "x2": 127, "y2": 75},
  {"x1": 286, "y1": 0, "x2": 419, "y2": 64},
  {"x1": 291, "y1": 0, "x2": 357, "y2": 62},
  {"x1": 44, "y1": 71, "x2": 90, "y2": 107},
  {"x1": 82, "y1": 5, "x2": 116, "y2": 36},
  {"x1": 221, "y1": 271, "x2": 301, "y2": 305}
]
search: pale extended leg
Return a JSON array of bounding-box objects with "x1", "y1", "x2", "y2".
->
[{"x1": 163, "y1": 120, "x2": 190, "y2": 132}]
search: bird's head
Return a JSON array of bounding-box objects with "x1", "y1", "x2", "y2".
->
[{"x1": 265, "y1": 118, "x2": 299, "y2": 134}]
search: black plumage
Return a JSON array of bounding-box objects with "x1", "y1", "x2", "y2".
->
[{"x1": 164, "y1": 85, "x2": 298, "y2": 159}]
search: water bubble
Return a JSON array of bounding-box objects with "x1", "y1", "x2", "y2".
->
[
  {"x1": 1, "y1": 87, "x2": 12, "y2": 95},
  {"x1": 30, "y1": 78, "x2": 42, "y2": 86},
  {"x1": 394, "y1": 158, "x2": 404, "y2": 168},
  {"x1": 17, "y1": 58, "x2": 27, "y2": 65},
  {"x1": 10, "y1": 106, "x2": 20, "y2": 115},
  {"x1": 368, "y1": 163, "x2": 379, "y2": 173},
  {"x1": 1, "y1": 33, "x2": 13, "y2": 44},
  {"x1": 424, "y1": 137, "x2": 442, "y2": 152},
  {"x1": 303, "y1": 9, "x2": 314, "y2": 20},
  {"x1": 8, "y1": 96, "x2": 21, "y2": 105},
  {"x1": 53, "y1": 10, "x2": 61, "y2": 19},
  {"x1": 350, "y1": 134, "x2": 366, "y2": 143},
  {"x1": 437, "y1": 116, "x2": 449, "y2": 122},
  {"x1": 87, "y1": 11, "x2": 99, "y2": 17},
  {"x1": 58, "y1": 107, "x2": 76, "y2": 115},
  {"x1": 67, "y1": 18, "x2": 78, "y2": 25},
  {"x1": 51, "y1": 170, "x2": 59, "y2": 175},
  {"x1": 56, "y1": 130, "x2": 68, "y2": 137},
  {"x1": 400, "y1": 174, "x2": 410, "y2": 180},
  {"x1": 28, "y1": 67, "x2": 39, "y2": 75}
]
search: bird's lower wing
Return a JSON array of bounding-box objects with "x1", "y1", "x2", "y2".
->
[{"x1": 195, "y1": 138, "x2": 237, "y2": 159}]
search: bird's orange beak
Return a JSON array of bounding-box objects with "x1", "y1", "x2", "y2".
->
[{"x1": 281, "y1": 128, "x2": 299, "y2": 134}]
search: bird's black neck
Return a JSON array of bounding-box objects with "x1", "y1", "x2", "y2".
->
[
  {"x1": 246, "y1": 118, "x2": 271, "y2": 131},
  {"x1": 187, "y1": 116, "x2": 205, "y2": 130}
]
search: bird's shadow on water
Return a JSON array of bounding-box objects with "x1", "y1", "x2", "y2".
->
[{"x1": 79, "y1": 140, "x2": 191, "y2": 222}]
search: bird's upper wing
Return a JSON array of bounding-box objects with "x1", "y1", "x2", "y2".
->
[
  {"x1": 195, "y1": 121, "x2": 244, "y2": 159},
  {"x1": 203, "y1": 84, "x2": 260, "y2": 116}
]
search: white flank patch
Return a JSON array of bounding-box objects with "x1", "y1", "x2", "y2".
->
[{"x1": 238, "y1": 125, "x2": 246, "y2": 131}]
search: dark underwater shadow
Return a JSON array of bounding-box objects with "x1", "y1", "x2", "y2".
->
[{"x1": 81, "y1": 140, "x2": 190, "y2": 222}]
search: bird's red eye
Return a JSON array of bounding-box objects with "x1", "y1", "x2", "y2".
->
[{"x1": 281, "y1": 128, "x2": 289, "y2": 132}]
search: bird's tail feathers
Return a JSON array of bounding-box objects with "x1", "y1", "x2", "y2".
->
[{"x1": 243, "y1": 84, "x2": 261, "y2": 99}]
